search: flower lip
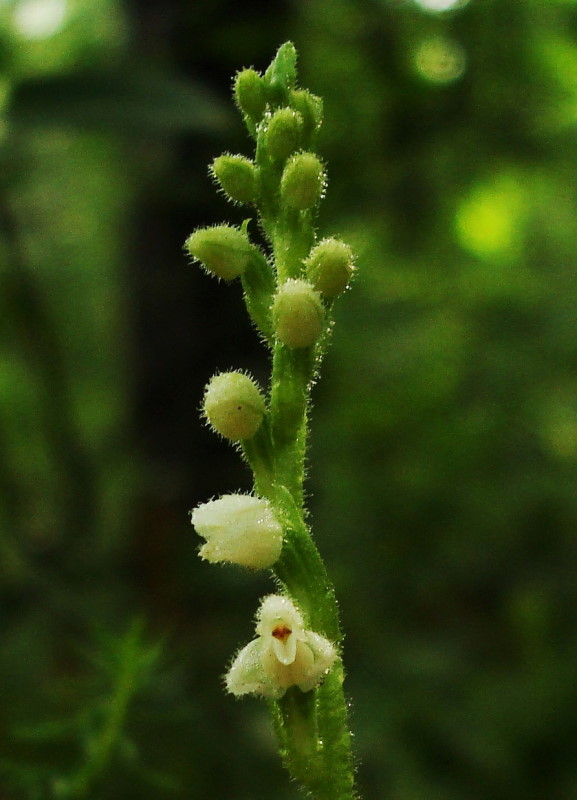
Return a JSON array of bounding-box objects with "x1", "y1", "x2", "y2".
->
[
  {"x1": 272, "y1": 624, "x2": 292, "y2": 642},
  {"x1": 271, "y1": 625, "x2": 298, "y2": 665}
]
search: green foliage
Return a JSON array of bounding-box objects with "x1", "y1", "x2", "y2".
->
[{"x1": 0, "y1": 622, "x2": 167, "y2": 799}]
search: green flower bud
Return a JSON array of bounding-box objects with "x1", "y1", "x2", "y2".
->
[
  {"x1": 264, "y1": 41, "x2": 298, "y2": 100},
  {"x1": 280, "y1": 152, "x2": 325, "y2": 211},
  {"x1": 272, "y1": 279, "x2": 324, "y2": 349},
  {"x1": 185, "y1": 225, "x2": 255, "y2": 281},
  {"x1": 304, "y1": 238, "x2": 355, "y2": 298},
  {"x1": 203, "y1": 371, "x2": 266, "y2": 441},
  {"x1": 290, "y1": 89, "x2": 323, "y2": 140},
  {"x1": 264, "y1": 108, "x2": 302, "y2": 161},
  {"x1": 211, "y1": 154, "x2": 258, "y2": 205},
  {"x1": 234, "y1": 68, "x2": 267, "y2": 123}
]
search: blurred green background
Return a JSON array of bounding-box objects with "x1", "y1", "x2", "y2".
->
[{"x1": 2, "y1": 0, "x2": 577, "y2": 797}]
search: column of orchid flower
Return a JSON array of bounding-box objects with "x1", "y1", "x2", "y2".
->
[{"x1": 186, "y1": 43, "x2": 357, "y2": 800}]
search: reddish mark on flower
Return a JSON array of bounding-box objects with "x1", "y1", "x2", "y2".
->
[{"x1": 272, "y1": 625, "x2": 292, "y2": 642}]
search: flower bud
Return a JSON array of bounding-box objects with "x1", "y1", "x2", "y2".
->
[
  {"x1": 225, "y1": 594, "x2": 337, "y2": 698},
  {"x1": 304, "y1": 238, "x2": 355, "y2": 298},
  {"x1": 211, "y1": 154, "x2": 258, "y2": 205},
  {"x1": 264, "y1": 108, "x2": 302, "y2": 161},
  {"x1": 191, "y1": 494, "x2": 283, "y2": 569},
  {"x1": 290, "y1": 89, "x2": 323, "y2": 140},
  {"x1": 280, "y1": 152, "x2": 325, "y2": 211},
  {"x1": 185, "y1": 225, "x2": 255, "y2": 281},
  {"x1": 264, "y1": 41, "x2": 298, "y2": 95},
  {"x1": 234, "y1": 68, "x2": 267, "y2": 123},
  {"x1": 203, "y1": 371, "x2": 266, "y2": 441},
  {"x1": 272, "y1": 279, "x2": 324, "y2": 349}
]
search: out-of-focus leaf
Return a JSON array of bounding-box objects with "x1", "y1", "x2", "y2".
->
[{"x1": 7, "y1": 67, "x2": 232, "y2": 134}]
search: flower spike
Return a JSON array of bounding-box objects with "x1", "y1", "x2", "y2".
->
[{"x1": 185, "y1": 42, "x2": 357, "y2": 799}]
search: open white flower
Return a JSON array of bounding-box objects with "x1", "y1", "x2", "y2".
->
[
  {"x1": 191, "y1": 494, "x2": 283, "y2": 569},
  {"x1": 225, "y1": 595, "x2": 337, "y2": 698}
]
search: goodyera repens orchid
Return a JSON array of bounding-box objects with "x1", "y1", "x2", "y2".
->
[
  {"x1": 226, "y1": 595, "x2": 337, "y2": 699},
  {"x1": 186, "y1": 43, "x2": 357, "y2": 799}
]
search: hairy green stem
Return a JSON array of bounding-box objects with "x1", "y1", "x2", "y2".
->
[
  {"x1": 263, "y1": 213, "x2": 354, "y2": 798},
  {"x1": 266, "y1": 377, "x2": 355, "y2": 800},
  {"x1": 269, "y1": 345, "x2": 314, "y2": 507}
]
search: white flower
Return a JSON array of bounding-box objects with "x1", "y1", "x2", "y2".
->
[
  {"x1": 191, "y1": 494, "x2": 283, "y2": 569},
  {"x1": 225, "y1": 595, "x2": 337, "y2": 698}
]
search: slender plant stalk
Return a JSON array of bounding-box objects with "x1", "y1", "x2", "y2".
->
[
  {"x1": 187, "y1": 43, "x2": 358, "y2": 799},
  {"x1": 63, "y1": 623, "x2": 147, "y2": 799}
]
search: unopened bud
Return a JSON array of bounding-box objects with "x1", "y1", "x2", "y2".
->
[
  {"x1": 211, "y1": 154, "x2": 258, "y2": 205},
  {"x1": 191, "y1": 494, "x2": 283, "y2": 569},
  {"x1": 234, "y1": 68, "x2": 267, "y2": 123},
  {"x1": 290, "y1": 89, "x2": 323, "y2": 140},
  {"x1": 304, "y1": 238, "x2": 355, "y2": 298},
  {"x1": 185, "y1": 225, "x2": 255, "y2": 281},
  {"x1": 272, "y1": 279, "x2": 324, "y2": 349},
  {"x1": 264, "y1": 108, "x2": 302, "y2": 161},
  {"x1": 203, "y1": 371, "x2": 266, "y2": 441},
  {"x1": 280, "y1": 152, "x2": 325, "y2": 211},
  {"x1": 264, "y1": 41, "x2": 298, "y2": 100}
]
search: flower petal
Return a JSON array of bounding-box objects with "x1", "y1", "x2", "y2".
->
[
  {"x1": 225, "y1": 640, "x2": 268, "y2": 696},
  {"x1": 296, "y1": 631, "x2": 337, "y2": 692}
]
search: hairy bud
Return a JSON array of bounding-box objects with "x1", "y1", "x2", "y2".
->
[
  {"x1": 234, "y1": 68, "x2": 267, "y2": 123},
  {"x1": 264, "y1": 108, "x2": 302, "y2": 161},
  {"x1": 203, "y1": 371, "x2": 266, "y2": 441},
  {"x1": 272, "y1": 279, "x2": 324, "y2": 349},
  {"x1": 290, "y1": 89, "x2": 323, "y2": 140},
  {"x1": 211, "y1": 154, "x2": 258, "y2": 205},
  {"x1": 280, "y1": 152, "x2": 325, "y2": 211},
  {"x1": 185, "y1": 225, "x2": 256, "y2": 281},
  {"x1": 304, "y1": 238, "x2": 355, "y2": 298},
  {"x1": 265, "y1": 41, "x2": 298, "y2": 96}
]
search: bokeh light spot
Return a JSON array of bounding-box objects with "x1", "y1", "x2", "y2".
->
[
  {"x1": 414, "y1": 0, "x2": 469, "y2": 11},
  {"x1": 415, "y1": 36, "x2": 466, "y2": 83},
  {"x1": 455, "y1": 175, "x2": 527, "y2": 258},
  {"x1": 12, "y1": 0, "x2": 67, "y2": 40}
]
